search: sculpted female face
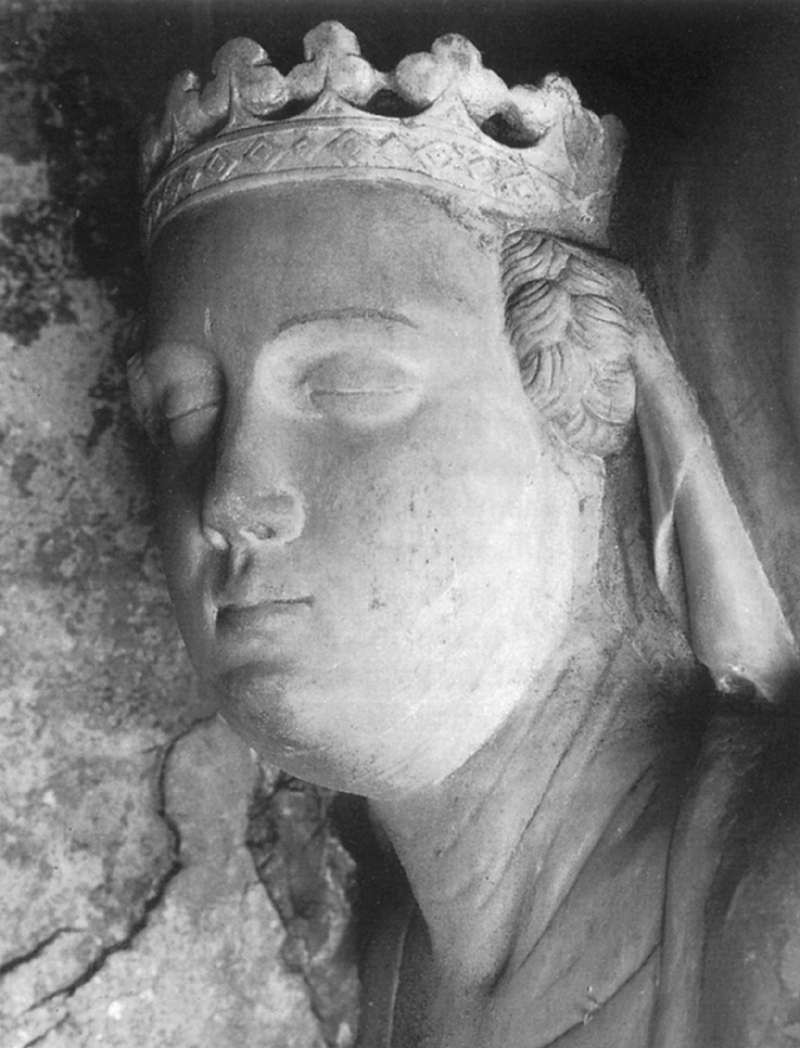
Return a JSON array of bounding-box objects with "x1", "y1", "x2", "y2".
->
[{"x1": 137, "y1": 182, "x2": 583, "y2": 797}]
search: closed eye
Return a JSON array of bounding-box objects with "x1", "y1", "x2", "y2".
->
[
  {"x1": 164, "y1": 398, "x2": 222, "y2": 422},
  {"x1": 127, "y1": 345, "x2": 224, "y2": 451},
  {"x1": 303, "y1": 355, "x2": 422, "y2": 425},
  {"x1": 163, "y1": 397, "x2": 222, "y2": 451},
  {"x1": 310, "y1": 384, "x2": 416, "y2": 398}
]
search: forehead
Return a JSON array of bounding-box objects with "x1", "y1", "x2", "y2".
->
[{"x1": 147, "y1": 183, "x2": 503, "y2": 342}]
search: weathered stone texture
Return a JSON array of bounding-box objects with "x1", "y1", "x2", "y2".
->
[
  {"x1": 3, "y1": 720, "x2": 324, "y2": 1048},
  {"x1": 249, "y1": 778, "x2": 360, "y2": 1048},
  {"x1": 0, "y1": 4, "x2": 343, "y2": 1045}
]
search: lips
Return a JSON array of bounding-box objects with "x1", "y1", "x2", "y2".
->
[{"x1": 216, "y1": 596, "x2": 314, "y2": 635}]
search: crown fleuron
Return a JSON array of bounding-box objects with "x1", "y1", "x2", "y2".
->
[{"x1": 140, "y1": 21, "x2": 626, "y2": 250}]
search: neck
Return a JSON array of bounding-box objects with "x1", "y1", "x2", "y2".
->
[{"x1": 370, "y1": 616, "x2": 702, "y2": 1047}]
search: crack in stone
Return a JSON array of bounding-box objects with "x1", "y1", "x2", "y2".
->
[
  {"x1": 250, "y1": 775, "x2": 315, "y2": 1006},
  {"x1": 247, "y1": 772, "x2": 359, "y2": 1048},
  {"x1": 0, "y1": 928, "x2": 80, "y2": 980},
  {"x1": 27, "y1": 719, "x2": 214, "y2": 1011},
  {"x1": 21, "y1": 1016, "x2": 68, "y2": 1047}
]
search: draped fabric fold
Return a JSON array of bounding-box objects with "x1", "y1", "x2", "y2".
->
[{"x1": 631, "y1": 297, "x2": 799, "y2": 702}]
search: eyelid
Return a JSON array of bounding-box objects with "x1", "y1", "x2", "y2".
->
[
  {"x1": 301, "y1": 354, "x2": 423, "y2": 424},
  {"x1": 127, "y1": 345, "x2": 224, "y2": 447},
  {"x1": 162, "y1": 387, "x2": 223, "y2": 420},
  {"x1": 164, "y1": 400, "x2": 221, "y2": 420},
  {"x1": 307, "y1": 388, "x2": 418, "y2": 401},
  {"x1": 307, "y1": 383, "x2": 418, "y2": 395},
  {"x1": 302, "y1": 354, "x2": 422, "y2": 392}
]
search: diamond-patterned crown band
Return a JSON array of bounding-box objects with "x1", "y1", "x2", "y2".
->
[{"x1": 141, "y1": 23, "x2": 625, "y2": 250}]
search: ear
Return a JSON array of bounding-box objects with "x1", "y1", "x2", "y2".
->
[{"x1": 629, "y1": 288, "x2": 799, "y2": 702}]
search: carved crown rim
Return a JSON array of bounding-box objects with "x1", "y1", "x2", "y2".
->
[{"x1": 140, "y1": 22, "x2": 625, "y2": 251}]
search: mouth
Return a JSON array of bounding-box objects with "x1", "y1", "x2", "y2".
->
[{"x1": 216, "y1": 596, "x2": 314, "y2": 635}]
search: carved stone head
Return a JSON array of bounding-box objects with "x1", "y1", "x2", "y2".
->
[{"x1": 132, "y1": 23, "x2": 798, "y2": 801}]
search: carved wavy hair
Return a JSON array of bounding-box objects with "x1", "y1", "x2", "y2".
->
[{"x1": 501, "y1": 231, "x2": 636, "y2": 457}]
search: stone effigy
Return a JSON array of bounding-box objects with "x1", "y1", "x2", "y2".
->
[{"x1": 133, "y1": 22, "x2": 800, "y2": 1047}]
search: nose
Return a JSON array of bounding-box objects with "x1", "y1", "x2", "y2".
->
[
  {"x1": 203, "y1": 488, "x2": 305, "y2": 548},
  {"x1": 201, "y1": 414, "x2": 306, "y2": 550}
]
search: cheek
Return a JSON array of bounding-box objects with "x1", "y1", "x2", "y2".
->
[{"x1": 307, "y1": 408, "x2": 547, "y2": 618}]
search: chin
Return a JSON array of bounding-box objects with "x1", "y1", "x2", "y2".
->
[
  {"x1": 209, "y1": 647, "x2": 533, "y2": 797},
  {"x1": 208, "y1": 662, "x2": 348, "y2": 787}
]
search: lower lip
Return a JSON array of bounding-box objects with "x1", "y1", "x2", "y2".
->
[{"x1": 216, "y1": 599, "x2": 313, "y2": 637}]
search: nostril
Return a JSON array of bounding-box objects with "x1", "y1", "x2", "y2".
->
[
  {"x1": 202, "y1": 488, "x2": 305, "y2": 546},
  {"x1": 204, "y1": 525, "x2": 230, "y2": 552},
  {"x1": 245, "y1": 522, "x2": 278, "y2": 542}
]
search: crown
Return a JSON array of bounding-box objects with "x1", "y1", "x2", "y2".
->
[{"x1": 141, "y1": 22, "x2": 626, "y2": 251}]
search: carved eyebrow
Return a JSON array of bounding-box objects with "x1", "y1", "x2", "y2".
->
[{"x1": 275, "y1": 308, "x2": 417, "y2": 335}]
